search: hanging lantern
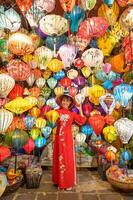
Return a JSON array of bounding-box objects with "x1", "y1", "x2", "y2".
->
[
  {"x1": 81, "y1": 67, "x2": 91, "y2": 78},
  {"x1": 73, "y1": 76, "x2": 86, "y2": 87},
  {"x1": 75, "y1": 133, "x2": 86, "y2": 145},
  {"x1": 35, "y1": 118, "x2": 46, "y2": 128},
  {"x1": 54, "y1": 86, "x2": 64, "y2": 96},
  {"x1": 30, "y1": 128, "x2": 41, "y2": 140},
  {"x1": 36, "y1": 78, "x2": 46, "y2": 89},
  {"x1": 16, "y1": 0, "x2": 33, "y2": 12},
  {"x1": 117, "y1": 0, "x2": 133, "y2": 7},
  {"x1": 104, "y1": 0, "x2": 115, "y2": 6},
  {"x1": 75, "y1": 93, "x2": 85, "y2": 104},
  {"x1": 0, "y1": 109, "x2": 13, "y2": 134},
  {"x1": 114, "y1": 118, "x2": 133, "y2": 144},
  {"x1": 98, "y1": 2, "x2": 119, "y2": 26},
  {"x1": 103, "y1": 125, "x2": 117, "y2": 143},
  {"x1": 35, "y1": 136, "x2": 46, "y2": 148},
  {"x1": 35, "y1": 0, "x2": 55, "y2": 13},
  {"x1": 88, "y1": 85, "x2": 105, "y2": 105},
  {"x1": 26, "y1": 73, "x2": 35, "y2": 87},
  {"x1": 29, "y1": 87, "x2": 40, "y2": 97},
  {"x1": 121, "y1": 150, "x2": 132, "y2": 162},
  {"x1": 53, "y1": 70, "x2": 65, "y2": 80},
  {"x1": 29, "y1": 107, "x2": 41, "y2": 118},
  {"x1": 7, "y1": 116, "x2": 26, "y2": 132},
  {"x1": 60, "y1": 77, "x2": 72, "y2": 88},
  {"x1": 81, "y1": 124, "x2": 93, "y2": 136},
  {"x1": 24, "y1": 115, "x2": 35, "y2": 130},
  {"x1": 41, "y1": 126, "x2": 52, "y2": 138},
  {"x1": 105, "y1": 151, "x2": 116, "y2": 161},
  {"x1": 0, "y1": 146, "x2": 11, "y2": 162},
  {"x1": 88, "y1": 114, "x2": 105, "y2": 136},
  {"x1": 68, "y1": 86, "x2": 78, "y2": 97},
  {"x1": 47, "y1": 77, "x2": 57, "y2": 89},
  {"x1": 43, "y1": 69, "x2": 52, "y2": 80},
  {"x1": 8, "y1": 32, "x2": 35, "y2": 56},
  {"x1": 45, "y1": 110, "x2": 59, "y2": 124},
  {"x1": 99, "y1": 93, "x2": 115, "y2": 114},
  {"x1": 74, "y1": 58, "x2": 84, "y2": 69},
  {"x1": 69, "y1": 35, "x2": 90, "y2": 51},
  {"x1": 5, "y1": 129, "x2": 29, "y2": 149},
  {"x1": 82, "y1": 103, "x2": 93, "y2": 117},
  {"x1": 8, "y1": 84, "x2": 24, "y2": 100},
  {"x1": 81, "y1": 86, "x2": 89, "y2": 97},
  {"x1": 47, "y1": 59, "x2": 64, "y2": 72},
  {"x1": 41, "y1": 105, "x2": 51, "y2": 116},
  {"x1": 23, "y1": 138, "x2": 35, "y2": 154},
  {"x1": 67, "y1": 69, "x2": 78, "y2": 80},
  {"x1": 0, "y1": 74, "x2": 15, "y2": 98},
  {"x1": 59, "y1": 0, "x2": 76, "y2": 12},
  {"x1": 80, "y1": 0, "x2": 96, "y2": 11},
  {"x1": 46, "y1": 35, "x2": 68, "y2": 50},
  {"x1": 41, "y1": 86, "x2": 51, "y2": 99},
  {"x1": 7, "y1": 59, "x2": 31, "y2": 81}
]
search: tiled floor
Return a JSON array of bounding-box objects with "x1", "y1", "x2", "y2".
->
[{"x1": 1, "y1": 169, "x2": 133, "y2": 200}]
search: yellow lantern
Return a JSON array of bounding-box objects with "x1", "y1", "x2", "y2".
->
[
  {"x1": 35, "y1": 118, "x2": 46, "y2": 128},
  {"x1": 5, "y1": 97, "x2": 34, "y2": 114},
  {"x1": 98, "y1": 2, "x2": 119, "y2": 26},
  {"x1": 103, "y1": 126, "x2": 117, "y2": 143},
  {"x1": 45, "y1": 110, "x2": 59, "y2": 124},
  {"x1": 47, "y1": 59, "x2": 64, "y2": 72},
  {"x1": 24, "y1": 96, "x2": 38, "y2": 106},
  {"x1": 43, "y1": 69, "x2": 52, "y2": 80},
  {"x1": 81, "y1": 66, "x2": 91, "y2": 78},
  {"x1": 88, "y1": 85, "x2": 105, "y2": 105},
  {"x1": 54, "y1": 86, "x2": 64, "y2": 96}
]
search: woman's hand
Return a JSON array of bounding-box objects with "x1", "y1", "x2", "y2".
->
[{"x1": 76, "y1": 103, "x2": 84, "y2": 116}]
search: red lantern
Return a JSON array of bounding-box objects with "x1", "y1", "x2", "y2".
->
[
  {"x1": 7, "y1": 59, "x2": 31, "y2": 81},
  {"x1": 41, "y1": 105, "x2": 51, "y2": 117},
  {"x1": 8, "y1": 84, "x2": 24, "y2": 100},
  {"x1": 16, "y1": 0, "x2": 33, "y2": 12},
  {"x1": 68, "y1": 86, "x2": 78, "y2": 97},
  {"x1": 74, "y1": 58, "x2": 84, "y2": 69},
  {"x1": 88, "y1": 114, "x2": 105, "y2": 135},
  {"x1": 23, "y1": 138, "x2": 35, "y2": 154},
  {"x1": 60, "y1": 77, "x2": 72, "y2": 88},
  {"x1": 0, "y1": 146, "x2": 11, "y2": 162},
  {"x1": 83, "y1": 103, "x2": 93, "y2": 117}
]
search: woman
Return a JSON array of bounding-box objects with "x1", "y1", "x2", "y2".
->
[{"x1": 52, "y1": 94, "x2": 86, "y2": 190}]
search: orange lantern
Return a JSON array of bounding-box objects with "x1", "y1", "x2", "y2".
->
[
  {"x1": 110, "y1": 53, "x2": 130, "y2": 73},
  {"x1": 29, "y1": 87, "x2": 40, "y2": 97},
  {"x1": 7, "y1": 59, "x2": 31, "y2": 81},
  {"x1": 105, "y1": 115, "x2": 115, "y2": 125},
  {"x1": 7, "y1": 116, "x2": 26, "y2": 132},
  {"x1": 88, "y1": 114, "x2": 105, "y2": 136},
  {"x1": 59, "y1": 0, "x2": 76, "y2": 12},
  {"x1": 105, "y1": 151, "x2": 116, "y2": 161},
  {"x1": 43, "y1": 69, "x2": 52, "y2": 80},
  {"x1": 117, "y1": 0, "x2": 133, "y2": 7},
  {"x1": 16, "y1": 0, "x2": 33, "y2": 12},
  {"x1": 8, "y1": 84, "x2": 24, "y2": 100},
  {"x1": 29, "y1": 107, "x2": 41, "y2": 118},
  {"x1": 33, "y1": 69, "x2": 42, "y2": 79}
]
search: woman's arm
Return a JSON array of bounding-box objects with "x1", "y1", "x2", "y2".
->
[{"x1": 76, "y1": 104, "x2": 84, "y2": 117}]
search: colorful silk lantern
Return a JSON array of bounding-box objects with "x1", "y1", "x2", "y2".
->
[
  {"x1": 81, "y1": 124, "x2": 93, "y2": 136},
  {"x1": 35, "y1": 136, "x2": 46, "y2": 148},
  {"x1": 35, "y1": 0, "x2": 55, "y2": 13},
  {"x1": 105, "y1": 151, "x2": 116, "y2": 161},
  {"x1": 99, "y1": 93, "x2": 115, "y2": 114},
  {"x1": 41, "y1": 86, "x2": 51, "y2": 99},
  {"x1": 35, "y1": 118, "x2": 46, "y2": 128},
  {"x1": 41, "y1": 126, "x2": 52, "y2": 138},
  {"x1": 60, "y1": 77, "x2": 72, "y2": 88},
  {"x1": 59, "y1": 0, "x2": 76, "y2": 12},
  {"x1": 47, "y1": 77, "x2": 57, "y2": 89},
  {"x1": 29, "y1": 107, "x2": 41, "y2": 118},
  {"x1": 5, "y1": 97, "x2": 34, "y2": 114},
  {"x1": 82, "y1": 103, "x2": 93, "y2": 117},
  {"x1": 7, "y1": 59, "x2": 31, "y2": 81},
  {"x1": 98, "y1": 2, "x2": 119, "y2": 26},
  {"x1": 69, "y1": 35, "x2": 90, "y2": 51},
  {"x1": 67, "y1": 69, "x2": 78, "y2": 80},
  {"x1": 88, "y1": 85, "x2": 105, "y2": 105},
  {"x1": 16, "y1": 0, "x2": 33, "y2": 12},
  {"x1": 70, "y1": 6, "x2": 85, "y2": 33},
  {"x1": 104, "y1": 0, "x2": 115, "y2": 5},
  {"x1": 113, "y1": 84, "x2": 133, "y2": 107},
  {"x1": 0, "y1": 74, "x2": 15, "y2": 98},
  {"x1": 24, "y1": 115, "x2": 35, "y2": 130},
  {"x1": 73, "y1": 76, "x2": 86, "y2": 87},
  {"x1": 54, "y1": 86, "x2": 64, "y2": 96},
  {"x1": 43, "y1": 69, "x2": 52, "y2": 80},
  {"x1": 7, "y1": 116, "x2": 26, "y2": 132},
  {"x1": 78, "y1": 17, "x2": 109, "y2": 39},
  {"x1": 23, "y1": 138, "x2": 35, "y2": 154},
  {"x1": 30, "y1": 128, "x2": 41, "y2": 140},
  {"x1": 114, "y1": 118, "x2": 133, "y2": 144},
  {"x1": 80, "y1": 0, "x2": 96, "y2": 11},
  {"x1": 88, "y1": 114, "x2": 105, "y2": 136},
  {"x1": 8, "y1": 84, "x2": 24, "y2": 99},
  {"x1": 58, "y1": 44, "x2": 77, "y2": 69},
  {"x1": 0, "y1": 109, "x2": 13, "y2": 134},
  {"x1": 68, "y1": 86, "x2": 78, "y2": 97},
  {"x1": 46, "y1": 35, "x2": 68, "y2": 50},
  {"x1": 103, "y1": 125, "x2": 117, "y2": 143},
  {"x1": 5, "y1": 129, "x2": 29, "y2": 149},
  {"x1": 45, "y1": 110, "x2": 59, "y2": 124},
  {"x1": 8, "y1": 32, "x2": 35, "y2": 56},
  {"x1": 47, "y1": 59, "x2": 64, "y2": 72},
  {"x1": 53, "y1": 70, "x2": 65, "y2": 80},
  {"x1": 121, "y1": 150, "x2": 132, "y2": 162},
  {"x1": 117, "y1": 0, "x2": 133, "y2": 7},
  {"x1": 0, "y1": 146, "x2": 11, "y2": 162},
  {"x1": 36, "y1": 78, "x2": 46, "y2": 89}
]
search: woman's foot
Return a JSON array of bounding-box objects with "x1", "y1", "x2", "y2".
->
[{"x1": 65, "y1": 187, "x2": 73, "y2": 191}]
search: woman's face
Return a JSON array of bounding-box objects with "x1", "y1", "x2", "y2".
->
[{"x1": 61, "y1": 97, "x2": 72, "y2": 109}]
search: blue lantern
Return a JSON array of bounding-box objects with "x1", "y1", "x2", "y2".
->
[
  {"x1": 102, "y1": 80, "x2": 113, "y2": 90},
  {"x1": 45, "y1": 35, "x2": 68, "y2": 50},
  {"x1": 70, "y1": 6, "x2": 85, "y2": 33},
  {"x1": 104, "y1": 0, "x2": 114, "y2": 6},
  {"x1": 41, "y1": 126, "x2": 52, "y2": 138},
  {"x1": 113, "y1": 84, "x2": 133, "y2": 107},
  {"x1": 35, "y1": 136, "x2": 46, "y2": 148},
  {"x1": 119, "y1": 159, "x2": 125, "y2": 166},
  {"x1": 89, "y1": 39, "x2": 98, "y2": 48},
  {"x1": 53, "y1": 70, "x2": 65, "y2": 80},
  {"x1": 81, "y1": 125, "x2": 93, "y2": 136},
  {"x1": 96, "y1": 70, "x2": 119, "y2": 82},
  {"x1": 121, "y1": 150, "x2": 132, "y2": 162},
  {"x1": 24, "y1": 115, "x2": 35, "y2": 130}
]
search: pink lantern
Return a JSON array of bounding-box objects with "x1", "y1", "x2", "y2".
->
[
  {"x1": 0, "y1": 146, "x2": 11, "y2": 162},
  {"x1": 23, "y1": 138, "x2": 35, "y2": 154},
  {"x1": 40, "y1": 105, "x2": 51, "y2": 116},
  {"x1": 102, "y1": 63, "x2": 112, "y2": 74},
  {"x1": 7, "y1": 59, "x2": 31, "y2": 81},
  {"x1": 35, "y1": 0, "x2": 55, "y2": 13},
  {"x1": 68, "y1": 86, "x2": 78, "y2": 97},
  {"x1": 58, "y1": 44, "x2": 77, "y2": 69},
  {"x1": 78, "y1": 17, "x2": 109, "y2": 39},
  {"x1": 83, "y1": 103, "x2": 93, "y2": 117}
]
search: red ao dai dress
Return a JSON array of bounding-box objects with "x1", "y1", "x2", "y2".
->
[{"x1": 52, "y1": 108, "x2": 86, "y2": 189}]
